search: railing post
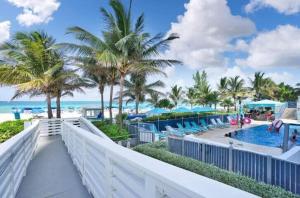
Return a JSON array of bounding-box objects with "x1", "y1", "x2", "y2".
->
[
  {"x1": 181, "y1": 139, "x2": 185, "y2": 155},
  {"x1": 201, "y1": 143, "x2": 205, "y2": 161},
  {"x1": 267, "y1": 155, "x2": 272, "y2": 184},
  {"x1": 228, "y1": 144, "x2": 233, "y2": 171}
]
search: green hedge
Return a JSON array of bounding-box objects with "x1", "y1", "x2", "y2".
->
[
  {"x1": 134, "y1": 142, "x2": 299, "y2": 198},
  {"x1": 0, "y1": 120, "x2": 25, "y2": 143},
  {"x1": 92, "y1": 121, "x2": 129, "y2": 141}
]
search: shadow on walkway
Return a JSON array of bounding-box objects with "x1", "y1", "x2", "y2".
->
[{"x1": 16, "y1": 136, "x2": 91, "y2": 198}]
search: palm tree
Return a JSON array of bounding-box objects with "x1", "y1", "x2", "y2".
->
[
  {"x1": 169, "y1": 85, "x2": 184, "y2": 107},
  {"x1": 0, "y1": 31, "x2": 62, "y2": 118},
  {"x1": 184, "y1": 87, "x2": 196, "y2": 108},
  {"x1": 101, "y1": 0, "x2": 180, "y2": 125},
  {"x1": 119, "y1": 73, "x2": 165, "y2": 114},
  {"x1": 147, "y1": 92, "x2": 161, "y2": 108},
  {"x1": 227, "y1": 76, "x2": 245, "y2": 111},
  {"x1": 51, "y1": 69, "x2": 90, "y2": 118},
  {"x1": 63, "y1": 0, "x2": 180, "y2": 125},
  {"x1": 275, "y1": 83, "x2": 297, "y2": 102},
  {"x1": 295, "y1": 83, "x2": 300, "y2": 97},
  {"x1": 221, "y1": 98, "x2": 234, "y2": 112},
  {"x1": 207, "y1": 91, "x2": 219, "y2": 110},
  {"x1": 192, "y1": 71, "x2": 212, "y2": 106},
  {"x1": 218, "y1": 77, "x2": 228, "y2": 97}
]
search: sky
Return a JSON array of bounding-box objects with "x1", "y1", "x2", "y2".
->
[{"x1": 0, "y1": 0, "x2": 300, "y2": 101}]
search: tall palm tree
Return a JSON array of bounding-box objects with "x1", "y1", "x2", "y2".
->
[
  {"x1": 275, "y1": 83, "x2": 297, "y2": 102},
  {"x1": 118, "y1": 73, "x2": 165, "y2": 114},
  {"x1": 227, "y1": 76, "x2": 245, "y2": 111},
  {"x1": 62, "y1": 0, "x2": 180, "y2": 125},
  {"x1": 221, "y1": 98, "x2": 234, "y2": 112},
  {"x1": 184, "y1": 87, "x2": 196, "y2": 108},
  {"x1": 193, "y1": 71, "x2": 212, "y2": 106},
  {"x1": 218, "y1": 77, "x2": 228, "y2": 97},
  {"x1": 0, "y1": 31, "x2": 62, "y2": 118},
  {"x1": 169, "y1": 85, "x2": 184, "y2": 107},
  {"x1": 51, "y1": 68, "x2": 91, "y2": 118},
  {"x1": 207, "y1": 91, "x2": 219, "y2": 110},
  {"x1": 100, "y1": 0, "x2": 180, "y2": 125}
]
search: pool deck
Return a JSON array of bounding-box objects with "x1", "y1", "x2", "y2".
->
[{"x1": 193, "y1": 121, "x2": 283, "y2": 156}]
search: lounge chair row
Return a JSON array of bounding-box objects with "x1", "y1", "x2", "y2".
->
[{"x1": 164, "y1": 118, "x2": 230, "y2": 137}]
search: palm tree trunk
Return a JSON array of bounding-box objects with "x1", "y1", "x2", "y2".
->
[
  {"x1": 46, "y1": 93, "x2": 53, "y2": 119},
  {"x1": 118, "y1": 74, "x2": 125, "y2": 126},
  {"x1": 99, "y1": 86, "x2": 105, "y2": 120},
  {"x1": 109, "y1": 83, "x2": 114, "y2": 123},
  {"x1": 135, "y1": 97, "x2": 139, "y2": 114},
  {"x1": 56, "y1": 93, "x2": 61, "y2": 118}
]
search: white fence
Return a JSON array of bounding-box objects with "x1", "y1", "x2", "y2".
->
[
  {"x1": 62, "y1": 121, "x2": 257, "y2": 198},
  {"x1": 0, "y1": 121, "x2": 39, "y2": 198}
]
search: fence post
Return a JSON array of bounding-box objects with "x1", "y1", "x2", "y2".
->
[
  {"x1": 228, "y1": 144, "x2": 233, "y2": 171},
  {"x1": 267, "y1": 155, "x2": 272, "y2": 184},
  {"x1": 201, "y1": 143, "x2": 205, "y2": 161},
  {"x1": 181, "y1": 139, "x2": 185, "y2": 156}
]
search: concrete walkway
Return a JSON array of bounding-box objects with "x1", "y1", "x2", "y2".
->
[{"x1": 16, "y1": 136, "x2": 91, "y2": 198}]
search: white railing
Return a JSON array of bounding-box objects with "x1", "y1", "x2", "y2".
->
[
  {"x1": 78, "y1": 117, "x2": 113, "y2": 142},
  {"x1": 62, "y1": 122, "x2": 257, "y2": 198},
  {"x1": 0, "y1": 121, "x2": 39, "y2": 198}
]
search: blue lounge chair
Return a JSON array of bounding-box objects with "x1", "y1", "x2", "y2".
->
[
  {"x1": 199, "y1": 120, "x2": 213, "y2": 129},
  {"x1": 177, "y1": 123, "x2": 198, "y2": 134},
  {"x1": 189, "y1": 121, "x2": 208, "y2": 132},
  {"x1": 165, "y1": 126, "x2": 185, "y2": 137},
  {"x1": 184, "y1": 121, "x2": 204, "y2": 132},
  {"x1": 216, "y1": 118, "x2": 230, "y2": 128},
  {"x1": 210, "y1": 118, "x2": 224, "y2": 128}
]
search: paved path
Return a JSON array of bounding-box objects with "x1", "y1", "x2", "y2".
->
[{"x1": 16, "y1": 136, "x2": 91, "y2": 198}]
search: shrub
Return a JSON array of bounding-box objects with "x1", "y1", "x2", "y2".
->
[
  {"x1": 133, "y1": 143, "x2": 299, "y2": 198},
  {"x1": 92, "y1": 121, "x2": 129, "y2": 141},
  {"x1": 0, "y1": 120, "x2": 25, "y2": 143}
]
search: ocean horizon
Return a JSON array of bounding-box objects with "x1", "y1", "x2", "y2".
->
[{"x1": 0, "y1": 101, "x2": 151, "y2": 113}]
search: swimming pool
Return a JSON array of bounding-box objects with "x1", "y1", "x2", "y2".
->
[{"x1": 231, "y1": 125, "x2": 300, "y2": 148}]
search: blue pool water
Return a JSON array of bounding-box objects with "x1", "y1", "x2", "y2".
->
[{"x1": 232, "y1": 125, "x2": 300, "y2": 148}]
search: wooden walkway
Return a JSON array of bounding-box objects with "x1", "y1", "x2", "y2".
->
[{"x1": 16, "y1": 136, "x2": 91, "y2": 198}]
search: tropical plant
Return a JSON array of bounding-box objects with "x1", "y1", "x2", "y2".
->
[
  {"x1": 227, "y1": 76, "x2": 245, "y2": 111},
  {"x1": 207, "y1": 91, "x2": 219, "y2": 109},
  {"x1": 147, "y1": 92, "x2": 161, "y2": 108},
  {"x1": 0, "y1": 31, "x2": 63, "y2": 118},
  {"x1": 249, "y1": 72, "x2": 277, "y2": 101},
  {"x1": 294, "y1": 83, "x2": 300, "y2": 97},
  {"x1": 119, "y1": 73, "x2": 165, "y2": 114},
  {"x1": 168, "y1": 85, "x2": 184, "y2": 107},
  {"x1": 192, "y1": 71, "x2": 212, "y2": 106},
  {"x1": 220, "y1": 98, "x2": 234, "y2": 112},
  {"x1": 217, "y1": 77, "x2": 228, "y2": 97},
  {"x1": 157, "y1": 98, "x2": 174, "y2": 109},
  {"x1": 183, "y1": 87, "x2": 196, "y2": 108},
  {"x1": 275, "y1": 83, "x2": 297, "y2": 102}
]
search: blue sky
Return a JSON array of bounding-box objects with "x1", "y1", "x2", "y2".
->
[{"x1": 0, "y1": 0, "x2": 300, "y2": 101}]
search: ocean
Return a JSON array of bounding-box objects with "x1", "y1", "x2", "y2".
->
[{"x1": 0, "y1": 101, "x2": 151, "y2": 113}]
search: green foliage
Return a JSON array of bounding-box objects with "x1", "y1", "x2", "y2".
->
[
  {"x1": 0, "y1": 120, "x2": 25, "y2": 143},
  {"x1": 143, "y1": 112, "x2": 215, "y2": 121},
  {"x1": 92, "y1": 121, "x2": 129, "y2": 141},
  {"x1": 134, "y1": 143, "x2": 299, "y2": 198},
  {"x1": 157, "y1": 98, "x2": 174, "y2": 109}
]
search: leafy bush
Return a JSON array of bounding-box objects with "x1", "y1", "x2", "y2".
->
[
  {"x1": 134, "y1": 143, "x2": 299, "y2": 198},
  {"x1": 0, "y1": 120, "x2": 25, "y2": 143},
  {"x1": 92, "y1": 121, "x2": 129, "y2": 141}
]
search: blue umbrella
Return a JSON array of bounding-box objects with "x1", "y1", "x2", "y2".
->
[
  {"x1": 192, "y1": 106, "x2": 214, "y2": 113},
  {"x1": 146, "y1": 108, "x2": 169, "y2": 116},
  {"x1": 171, "y1": 107, "x2": 192, "y2": 113}
]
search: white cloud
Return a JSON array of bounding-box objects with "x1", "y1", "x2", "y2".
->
[
  {"x1": 0, "y1": 21, "x2": 11, "y2": 44},
  {"x1": 236, "y1": 25, "x2": 300, "y2": 68},
  {"x1": 266, "y1": 72, "x2": 298, "y2": 85},
  {"x1": 164, "y1": 0, "x2": 256, "y2": 69},
  {"x1": 246, "y1": 0, "x2": 300, "y2": 15},
  {"x1": 7, "y1": 0, "x2": 60, "y2": 26}
]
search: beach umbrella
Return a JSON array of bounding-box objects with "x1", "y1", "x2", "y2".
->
[
  {"x1": 192, "y1": 106, "x2": 214, "y2": 113},
  {"x1": 146, "y1": 108, "x2": 169, "y2": 116},
  {"x1": 171, "y1": 107, "x2": 192, "y2": 113}
]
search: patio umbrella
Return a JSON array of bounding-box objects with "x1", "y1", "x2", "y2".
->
[
  {"x1": 146, "y1": 108, "x2": 169, "y2": 116},
  {"x1": 171, "y1": 107, "x2": 192, "y2": 113},
  {"x1": 192, "y1": 106, "x2": 214, "y2": 113}
]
